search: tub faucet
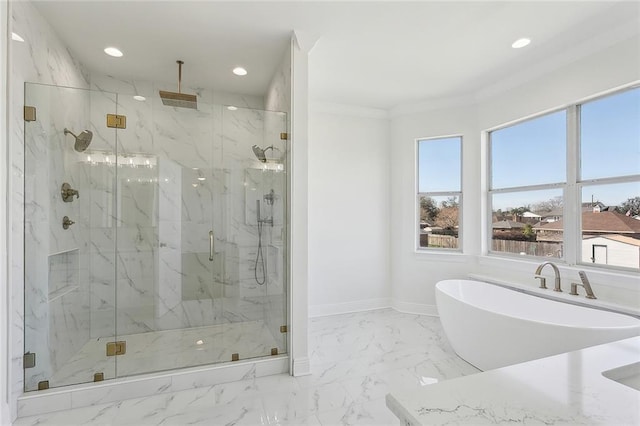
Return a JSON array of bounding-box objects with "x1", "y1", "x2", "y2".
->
[
  {"x1": 570, "y1": 271, "x2": 597, "y2": 299},
  {"x1": 534, "y1": 261, "x2": 562, "y2": 292}
]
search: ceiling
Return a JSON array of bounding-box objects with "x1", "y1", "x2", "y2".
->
[{"x1": 32, "y1": 1, "x2": 640, "y2": 110}]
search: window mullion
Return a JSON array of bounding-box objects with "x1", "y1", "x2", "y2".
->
[{"x1": 564, "y1": 105, "x2": 579, "y2": 266}]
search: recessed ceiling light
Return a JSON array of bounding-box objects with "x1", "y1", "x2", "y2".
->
[
  {"x1": 11, "y1": 32, "x2": 24, "y2": 42},
  {"x1": 232, "y1": 67, "x2": 247, "y2": 76},
  {"x1": 227, "y1": 106, "x2": 238, "y2": 111},
  {"x1": 104, "y1": 47, "x2": 123, "y2": 57},
  {"x1": 511, "y1": 38, "x2": 531, "y2": 49},
  {"x1": 133, "y1": 95, "x2": 146, "y2": 102},
  {"x1": 197, "y1": 177, "x2": 206, "y2": 181}
]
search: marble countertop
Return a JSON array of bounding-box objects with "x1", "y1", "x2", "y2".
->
[{"x1": 386, "y1": 336, "x2": 640, "y2": 425}]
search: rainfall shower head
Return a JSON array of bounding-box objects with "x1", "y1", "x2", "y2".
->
[
  {"x1": 159, "y1": 60, "x2": 197, "y2": 109},
  {"x1": 64, "y1": 128, "x2": 93, "y2": 152},
  {"x1": 252, "y1": 145, "x2": 279, "y2": 163}
]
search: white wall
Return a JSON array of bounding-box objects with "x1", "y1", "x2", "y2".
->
[
  {"x1": 390, "y1": 34, "x2": 640, "y2": 312},
  {"x1": 389, "y1": 105, "x2": 479, "y2": 315},
  {"x1": 308, "y1": 104, "x2": 391, "y2": 316}
]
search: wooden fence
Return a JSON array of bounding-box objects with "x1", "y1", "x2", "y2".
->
[
  {"x1": 420, "y1": 234, "x2": 458, "y2": 249},
  {"x1": 420, "y1": 235, "x2": 563, "y2": 256},
  {"x1": 491, "y1": 239, "x2": 563, "y2": 257}
]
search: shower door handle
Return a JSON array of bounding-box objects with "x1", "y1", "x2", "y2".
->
[{"x1": 209, "y1": 230, "x2": 214, "y2": 261}]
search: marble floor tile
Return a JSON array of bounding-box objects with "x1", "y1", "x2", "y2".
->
[
  {"x1": 16, "y1": 309, "x2": 480, "y2": 425},
  {"x1": 48, "y1": 320, "x2": 278, "y2": 388}
]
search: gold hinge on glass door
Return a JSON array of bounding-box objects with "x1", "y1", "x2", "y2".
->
[
  {"x1": 280, "y1": 325, "x2": 287, "y2": 333},
  {"x1": 23, "y1": 352, "x2": 36, "y2": 368},
  {"x1": 280, "y1": 132, "x2": 288, "y2": 140},
  {"x1": 106, "y1": 341, "x2": 127, "y2": 356},
  {"x1": 24, "y1": 106, "x2": 36, "y2": 122},
  {"x1": 106, "y1": 114, "x2": 127, "y2": 129}
]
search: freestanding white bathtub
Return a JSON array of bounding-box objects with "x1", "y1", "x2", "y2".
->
[{"x1": 436, "y1": 279, "x2": 640, "y2": 371}]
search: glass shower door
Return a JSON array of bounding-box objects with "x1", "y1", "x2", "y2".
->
[
  {"x1": 112, "y1": 95, "x2": 220, "y2": 376},
  {"x1": 24, "y1": 83, "x2": 118, "y2": 390}
]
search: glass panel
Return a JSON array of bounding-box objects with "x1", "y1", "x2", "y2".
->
[
  {"x1": 580, "y1": 88, "x2": 640, "y2": 181},
  {"x1": 24, "y1": 83, "x2": 117, "y2": 390},
  {"x1": 25, "y1": 83, "x2": 289, "y2": 386},
  {"x1": 114, "y1": 94, "x2": 221, "y2": 376},
  {"x1": 580, "y1": 182, "x2": 640, "y2": 270},
  {"x1": 418, "y1": 195, "x2": 460, "y2": 249},
  {"x1": 491, "y1": 188, "x2": 563, "y2": 257},
  {"x1": 491, "y1": 111, "x2": 566, "y2": 189},
  {"x1": 418, "y1": 137, "x2": 461, "y2": 192},
  {"x1": 222, "y1": 107, "x2": 288, "y2": 360}
]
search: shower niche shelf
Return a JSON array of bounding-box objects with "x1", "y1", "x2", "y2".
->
[{"x1": 48, "y1": 285, "x2": 80, "y2": 303}]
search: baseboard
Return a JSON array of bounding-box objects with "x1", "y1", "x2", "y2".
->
[
  {"x1": 292, "y1": 356, "x2": 311, "y2": 376},
  {"x1": 308, "y1": 298, "x2": 392, "y2": 318},
  {"x1": 392, "y1": 300, "x2": 439, "y2": 316}
]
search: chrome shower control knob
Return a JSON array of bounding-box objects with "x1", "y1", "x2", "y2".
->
[{"x1": 62, "y1": 216, "x2": 75, "y2": 230}]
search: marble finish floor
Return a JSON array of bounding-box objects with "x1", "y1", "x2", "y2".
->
[
  {"x1": 15, "y1": 309, "x2": 480, "y2": 425},
  {"x1": 45, "y1": 320, "x2": 280, "y2": 389}
]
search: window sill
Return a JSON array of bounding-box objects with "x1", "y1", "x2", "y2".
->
[
  {"x1": 413, "y1": 250, "x2": 470, "y2": 263},
  {"x1": 477, "y1": 254, "x2": 639, "y2": 291},
  {"x1": 468, "y1": 273, "x2": 640, "y2": 318}
]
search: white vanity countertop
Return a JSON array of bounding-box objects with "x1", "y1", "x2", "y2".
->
[{"x1": 386, "y1": 336, "x2": 640, "y2": 425}]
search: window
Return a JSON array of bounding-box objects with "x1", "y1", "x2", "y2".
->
[
  {"x1": 488, "y1": 86, "x2": 640, "y2": 271},
  {"x1": 579, "y1": 88, "x2": 640, "y2": 270},
  {"x1": 489, "y1": 111, "x2": 566, "y2": 259},
  {"x1": 417, "y1": 136, "x2": 462, "y2": 250}
]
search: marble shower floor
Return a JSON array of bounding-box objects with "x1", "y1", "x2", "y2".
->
[
  {"x1": 15, "y1": 309, "x2": 480, "y2": 425},
  {"x1": 47, "y1": 320, "x2": 280, "y2": 389}
]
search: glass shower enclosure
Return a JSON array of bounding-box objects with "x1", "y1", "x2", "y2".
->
[{"x1": 23, "y1": 82, "x2": 288, "y2": 391}]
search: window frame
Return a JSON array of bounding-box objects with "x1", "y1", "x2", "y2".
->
[
  {"x1": 415, "y1": 135, "x2": 463, "y2": 252},
  {"x1": 486, "y1": 85, "x2": 640, "y2": 272},
  {"x1": 487, "y1": 107, "x2": 568, "y2": 261}
]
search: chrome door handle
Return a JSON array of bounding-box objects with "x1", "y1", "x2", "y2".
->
[{"x1": 209, "y1": 230, "x2": 214, "y2": 261}]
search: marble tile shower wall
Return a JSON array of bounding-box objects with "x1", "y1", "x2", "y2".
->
[
  {"x1": 11, "y1": 0, "x2": 91, "y2": 398},
  {"x1": 85, "y1": 74, "x2": 288, "y2": 347}
]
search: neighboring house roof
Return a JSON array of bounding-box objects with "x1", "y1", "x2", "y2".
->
[
  {"x1": 581, "y1": 201, "x2": 606, "y2": 210},
  {"x1": 535, "y1": 211, "x2": 640, "y2": 234},
  {"x1": 583, "y1": 234, "x2": 640, "y2": 247},
  {"x1": 540, "y1": 207, "x2": 563, "y2": 218},
  {"x1": 522, "y1": 211, "x2": 541, "y2": 218},
  {"x1": 493, "y1": 220, "x2": 526, "y2": 229}
]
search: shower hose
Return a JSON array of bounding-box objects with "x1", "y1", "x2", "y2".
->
[{"x1": 254, "y1": 219, "x2": 267, "y2": 285}]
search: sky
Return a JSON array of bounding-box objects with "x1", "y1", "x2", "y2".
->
[{"x1": 418, "y1": 87, "x2": 639, "y2": 212}]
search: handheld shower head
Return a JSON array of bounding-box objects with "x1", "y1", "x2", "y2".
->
[{"x1": 64, "y1": 128, "x2": 93, "y2": 152}]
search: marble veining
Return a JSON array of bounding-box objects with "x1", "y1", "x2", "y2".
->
[
  {"x1": 16, "y1": 309, "x2": 478, "y2": 425},
  {"x1": 45, "y1": 320, "x2": 279, "y2": 389},
  {"x1": 387, "y1": 336, "x2": 640, "y2": 426}
]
